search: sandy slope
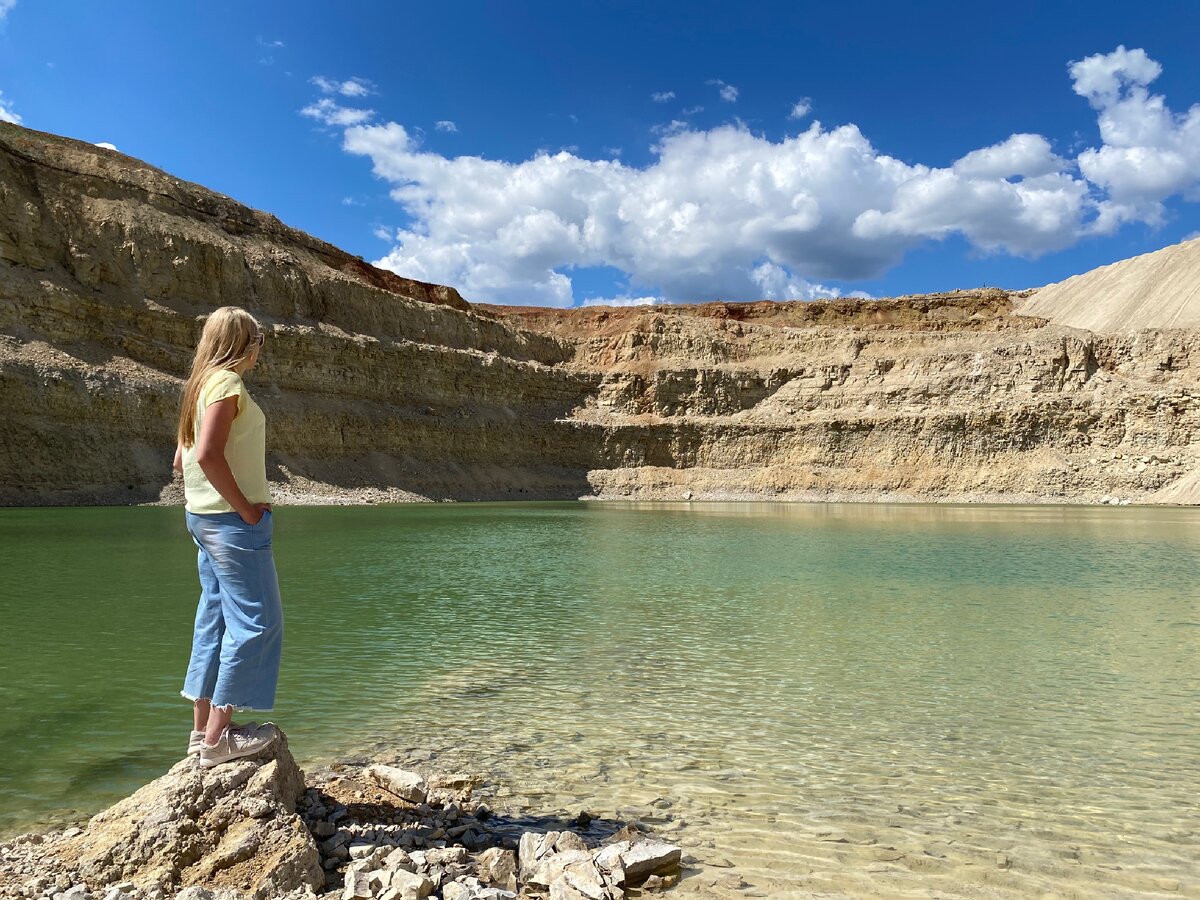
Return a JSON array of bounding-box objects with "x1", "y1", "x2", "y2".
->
[{"x1": 1020, "y1": 236, "x2": 1200, "y2": 332}]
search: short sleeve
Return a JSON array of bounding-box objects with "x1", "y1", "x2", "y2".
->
[{"x1": 201, "y1": 369, "x2": 246, "y2": 416}]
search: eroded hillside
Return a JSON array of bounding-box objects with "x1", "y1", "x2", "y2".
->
[{"x1": 2, "y1": 122, "x2": 1199, "y2": 505}]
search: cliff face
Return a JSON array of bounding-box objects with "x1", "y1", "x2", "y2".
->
[{"x1": 3, "y1": 122, "x2": 1199, "y2": 506}]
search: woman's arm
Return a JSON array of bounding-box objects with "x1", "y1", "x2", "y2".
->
[
  {"x1": 172, "y1": 443, "x2": 183, "y2": 473},
  {"x1": 195, "y1": 396, "x2": 266, "y2": 524}
]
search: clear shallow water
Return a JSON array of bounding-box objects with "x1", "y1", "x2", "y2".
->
[{"x1": 1, "y1": 502, "x2": 1198, "y2": 897}]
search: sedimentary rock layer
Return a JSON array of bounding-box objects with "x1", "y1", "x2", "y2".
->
[{"x1": 2, "y1": 122, "x2": 1199, "y2": 506}]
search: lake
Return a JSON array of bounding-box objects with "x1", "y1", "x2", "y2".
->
[{"x1": 1, "y1": 502, "x2": 1197, "y2": 896}]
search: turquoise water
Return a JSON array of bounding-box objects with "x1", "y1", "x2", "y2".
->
[{"x1": 1, "y1": 502, "x2": 1198, "y2": 896}]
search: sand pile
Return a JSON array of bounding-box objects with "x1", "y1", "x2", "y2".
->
[{"x1": 1020, "y1": 236, "x2": 1200, "y2": 333}]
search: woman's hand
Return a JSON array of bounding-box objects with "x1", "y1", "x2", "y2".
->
[{"x1": 240, "y1": 503, "x2": 273, "y2": 526}]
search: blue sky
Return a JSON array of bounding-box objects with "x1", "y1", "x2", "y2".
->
[{"x1": 2, "y1": 0, "x2": 1199, "y2": 306}]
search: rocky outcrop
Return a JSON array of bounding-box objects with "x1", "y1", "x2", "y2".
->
[
  {"x1": 1, "y1": 728, "x2": 322, "y2": 898},
  {"x1": 3, "y1": 120, "x2": 1200, "y2": 506},
  {"x1": 0, "y1": 733, "x2": 684, "y2": 900}
]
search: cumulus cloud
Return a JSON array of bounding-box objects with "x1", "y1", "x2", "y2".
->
[
  {"x1": 435, "y1": 120, "x2": 458, "y2": 132},
  {"x1": 789, "y1": 98, "x2": 812, "y2": 120},
  {"x1": 1069, "y1": 45, "x2": 1200, "y2": 231},
  {"x1": 94, "y1": 141, "x2": 117, "y2": 151},
  {"x1": 0, "y1": 90, "x2": 20, "y2": 124},
  {"x1": 312, "y1": 47, "x2": 1200, "y2": 307},
  {"x1": 708, "y1": 79, "x2": 738, "y2": 103},
  {"x1": 651, "y1": 91, "x2": 675, "y2": 103},
  {"x1": 311, "y1": 75, "x2": 372, "y2": 97},
  {"x1": 0, "y1": 0, "x2": 15, "y2": 20}
]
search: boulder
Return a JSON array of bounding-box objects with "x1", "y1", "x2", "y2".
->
[
  {"x1": 547, "y1": 855, "x2": 618, "y2": 900},
  {"x1": 377, "y1": 868, "x2": 434, "y2": 900},
  {"x1": 621, "y1": 838, "x2": 681, "y2": 883},
  {"x1": 517, "y1": 831, "x2": 594, "y2": 887},
  {"x1": 364, "y1": 765, "x2": 428, "y2": 804},
  {"x1": 49, "y1": 727, "x2": 321, "y2": 898},
  {"x1": 475, "y1": 847, "x2": 517, "y2": 890}
]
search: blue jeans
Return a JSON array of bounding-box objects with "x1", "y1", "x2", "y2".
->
[{"x1": 181, "y1": 510, "x2": 283, "y2": 712}]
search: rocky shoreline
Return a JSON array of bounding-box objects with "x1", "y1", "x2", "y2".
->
[{"x1": 0, "y1": 730, "x2": 687, "y2": 900}]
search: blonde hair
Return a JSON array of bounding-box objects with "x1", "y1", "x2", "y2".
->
[{"x1": 177, "y1": 307, "x2": 262, "y2": 448}]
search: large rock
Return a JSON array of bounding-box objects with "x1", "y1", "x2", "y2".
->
[
  {"x1": 593, "y1": 838, "x2": 681, "y2": 886},
  {"x1": 364, "y1": 765, "x2": 428, "y2": 804},
  {"x1": 474, "y1": 847, "x2": 517, "y2": 891},
  {"x1": 517, "y1": 831, "x2": 590, "y2": 887},
  {"x1": 48, "y1": 726, "x2": 322, "y2": 897}
]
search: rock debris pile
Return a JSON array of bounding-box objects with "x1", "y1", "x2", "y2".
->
[{"x1": 0, "y1": 731, "x2": 682, "y2": 900}]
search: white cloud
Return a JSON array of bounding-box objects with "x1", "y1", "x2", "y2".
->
[
  {"x1": 651, "y1": 91, "x2": 675, "y2": 103},
  {"x1": 789, "y1": 98, "x2": 812, "y2": 120},
  {"x1": 318, "y1": 47, "x2": 1200, "y2": 307},
  {"x1": 0, "y1": 0, "x2": 15, "y2": 20},
  {"x1": 708, "y1": 79, "x2": 738, "y2": 103},
  {"x1": 311, "y1": 75, "x2": 372, "y2": 97},
  {"x1": 650, "y1": 119, "x2": 689, "y2": 137},
  {"x1": 258, "y1": 37, "x2": 285, "y2": 48},
  {"x1": 94, "y1": 141, "x2": 117, "y2": 151},
  {"x1": 301, "y1": 97, "x2": 374, "y2": 127},
  {"x1": 0, "y1": 90, "x2": 20, "y2": 124},
  {"x1": 1069, "y1": 45, "x2": 1200, "y2": 231},
  {"x1": 373, "y1": 225, "x2": 394, "y2": 241},
  {"x1": 681, "y1": 105, "x2": 704, "y2": 116},
  {"x1": 435, "y1": 120, "x2": 458, "y2": 133},
  {"x1": 952, "y1": 133, "x2": 1063, "y2": 179}
]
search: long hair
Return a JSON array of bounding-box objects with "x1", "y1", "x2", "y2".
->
[{"x1": 177, "y1": 307, "x2": 261, "y2": 448}]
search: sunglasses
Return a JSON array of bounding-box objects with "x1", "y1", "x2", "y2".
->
[{"x1": 252, "y1": 332, "x2": 266, "y2": 348}]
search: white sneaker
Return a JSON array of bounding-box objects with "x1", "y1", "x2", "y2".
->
[
  {"x1": 198, "y1": 724, "x2": 276, "y2": 768},
  {"x1": 187, "y1": 721, "x2": 259, "y2": 756}
]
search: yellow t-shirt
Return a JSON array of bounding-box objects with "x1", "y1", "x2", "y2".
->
[{"x1": 183, "y1": 369, "x2": 272, "y2": 514}]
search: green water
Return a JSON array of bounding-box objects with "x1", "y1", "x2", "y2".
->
[{"x1": 1, "y1": 502, "x2": 1198, "y2": 896}]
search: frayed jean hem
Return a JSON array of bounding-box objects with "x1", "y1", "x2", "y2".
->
[{"x1": 180, "y1": 690, "x2": 275, "y2": 714}]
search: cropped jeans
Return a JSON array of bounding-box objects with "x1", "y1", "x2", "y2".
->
[{"x1": 181, "y1": 510, "x2": 283, "y2": 712}]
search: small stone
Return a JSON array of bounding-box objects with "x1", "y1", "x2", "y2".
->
[
  {"x1": 322, "y1": 831, "x2": 351, "y2": 854},
  {"x1": 642, "y1": 874, "x2": 665, "y2": 892},
  {"x1": 426, "y1": 846, "x2": 468, "y2": 866}
]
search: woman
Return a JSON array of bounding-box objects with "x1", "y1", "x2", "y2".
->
[{"x1": 172, "y1": 306, "x2": 282, "y2": 768}]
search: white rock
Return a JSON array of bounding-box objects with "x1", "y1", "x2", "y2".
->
[
  {"x1": 341, "y1": 867, "x2": 373, "y2": 900},
  {"x1": 365, "y1": 765, "x2": 428, "y2": 804},
  {"x1": 377, "y1": 868, "x2": 434, "y2": 900},
  {"x1": 617, "y1": 838, "x2": 681, "y2": 884},
  {"x1": 476, "y1": 847, "x2": 517, "y2": 889}
]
